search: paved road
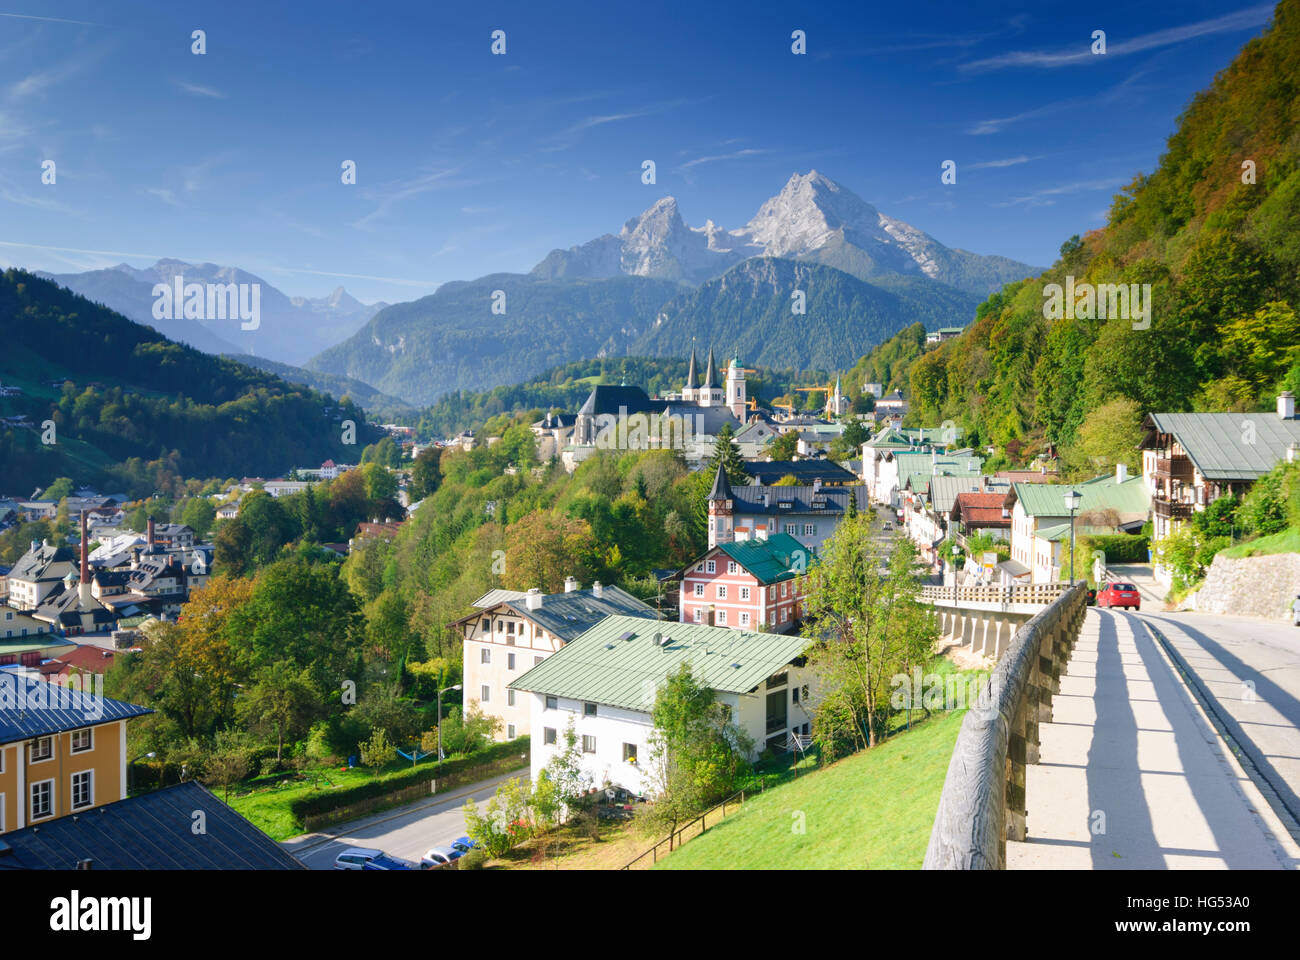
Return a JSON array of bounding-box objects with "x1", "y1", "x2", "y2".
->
[
  {"x1": 1137, "y1": 611, "x2": 1300, "y2": 835},
  {"x1": 284, "y1": 768, "x2": 529, "y2": 869},
  {"x1": 1007, "y1": 608, "x2": 1300, "y2": 869}
]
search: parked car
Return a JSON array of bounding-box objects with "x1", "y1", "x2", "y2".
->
[
  {"x1": 362, "y1": 854, "x2": 417, "y2": 871},
  {"x1": 421, "y1": 846, "x2": 460, "y2": 868},
  {"x1": 1097, "y1": 582, "x2": 1141, "y2": 610},
  {"x1": 333, "y1": 847, "x2": 385, "y2": 870},
  {"x1": 449, "y1": 836, "x2": 476, "y2": 857}
]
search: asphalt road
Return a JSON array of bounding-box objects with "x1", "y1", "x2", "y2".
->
[
  {"x1": 285, "y1": 767, "x2": 530, "y2": 869},
  {"x1": 1136, "y1": 611, "x2": 1300, "y2": 836}
]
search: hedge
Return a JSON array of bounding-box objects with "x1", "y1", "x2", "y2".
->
[
  {"x1": 1082, "y1": 534, "x2": 1150, "y2": 563},
  {"x1": 289, "y1": 736, "x2": 530, "y2": 819}
]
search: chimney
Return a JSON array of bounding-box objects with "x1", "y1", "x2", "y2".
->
[
  {"x1": 564, "y1": 576, "x2": 578, "y2": 593},
  {"x1": 525, "y1": 587, "x2": 542, "y2": 610},
  {"x1": 1279, "y1": 392, "x2": 1296, "y2": 420},
  {"x1": 592, "y1": 581, "x2": 603, "y2": 598},
  {"x1": 147, "y1": 515, "x2": 156, "y2": 550},
  {"x1": 1116, "y1": 462, "x2": 1129, "y2": 483},
  {"x1": 79, "y1": 511, "x2": 90, "y2": 584},
  {"x1": 1288, "y1": 442, "x2": 1299, "y2": 464}
]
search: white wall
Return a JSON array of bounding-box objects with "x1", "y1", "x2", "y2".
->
[{"x1": 529, "y1": 694, "x2": 657, "y2": 796}]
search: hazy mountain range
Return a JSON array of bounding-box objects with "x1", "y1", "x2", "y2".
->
[{"x1": 37, "y1": 260, "x2": 386, "y2": 366}]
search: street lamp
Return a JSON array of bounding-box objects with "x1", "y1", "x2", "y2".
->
[
  {"x1": 1064, "y1": 489, "x2": 1082, "y2": 584},
  {"x1": 436, "y1": 684, "x2": 462, "y2": 760},
  {"x1": 128, "y1": 751, "x2": 155, "y2": 795}
]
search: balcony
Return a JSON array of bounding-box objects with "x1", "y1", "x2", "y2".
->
[
  {"x1": 1153, "y1": 456, "x2": 1195, "y2": 483},
  {"x1": 1153, "y1": 499, "x2": 1195, "y2": 520}
]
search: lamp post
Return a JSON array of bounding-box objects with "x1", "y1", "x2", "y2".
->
[
  {"x1": 1064, "y1": 489, "x2": 1082, "y2": 584},
  {"x1": 127, "y1": 751, "x2": 155, "y2": 795},
  {"x1": 437, "y1": 684, "x2": 462, "y2": 760}
]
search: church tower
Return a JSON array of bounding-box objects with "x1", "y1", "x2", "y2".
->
[
  {"x1": 726, "y1": 354, "x2": 747, "y2": 420},
  {"x1": 706, "y1": 461, "x2": 734, "y2": 549},
  {"x1": 701, "y1": 348, "x2": 723, "y2": 407},
  {"x1": 682, "y1": 347, "x2": 698, "y2": 403},
  {"x1": 826, "y1": 375, "x2": 848, "y2": 416}
]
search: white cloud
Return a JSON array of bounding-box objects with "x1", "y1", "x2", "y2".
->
[{"x1": 175, "y1": 80, "x2": 227, "y2": 99}]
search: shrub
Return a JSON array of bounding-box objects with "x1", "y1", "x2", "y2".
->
[
  {"x1": 458, "y1": 846, "x2": 487, "y2": 870},
  {"x1": 1081, "y1": 534, "x2": 1150, "y2": 563},
  {"x1": 359, "y1": 729, "x2": 397, "y2": 769}
]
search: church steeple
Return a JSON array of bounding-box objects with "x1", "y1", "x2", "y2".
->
[
  {"x1": 685, "y1": 348, "x2": 698, "y2": 390},
  {"x1": 703, "y1": 348, "x2": 717, "y2": 389}
]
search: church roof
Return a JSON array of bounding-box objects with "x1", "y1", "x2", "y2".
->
[
  {"x1": 703, "y1": 348, "x2": 718, "y2": 389},
  {"x1": 685, "y1": 349, "x2": 698, "y2": 389},
  {"x1": 576, "y1": 384, "x2": 662, "y2": 418}
]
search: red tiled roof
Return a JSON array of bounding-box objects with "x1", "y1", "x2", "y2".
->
[
  {"x1": 953, "y1": 492, "x2": 1011, "y2": 525},
  {"x1": 48, "y1": 645, "x2": 118, "y2": 675}
]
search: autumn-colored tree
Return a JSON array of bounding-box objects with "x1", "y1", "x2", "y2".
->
[{"x1": 502, "y1": 512, "x2": 598, "y2": 593}]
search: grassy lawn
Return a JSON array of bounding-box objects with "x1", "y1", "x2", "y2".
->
[
  {"x1": 226, "y1": 765, "x2": 388, "y2": 841},
  {"x1": 1218, "y1": 527, "x2": 1300, "y2": 558},
  {"x1": 654, "y1": 708, "x2": 967, "y2": 870},
  {"x1": 483, "y1": 817, "x2": 648, "y2": 870}
]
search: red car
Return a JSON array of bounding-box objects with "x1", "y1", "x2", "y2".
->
[{"x1": 1097, "y1": 582, "x2": 1141, "y2": 610}]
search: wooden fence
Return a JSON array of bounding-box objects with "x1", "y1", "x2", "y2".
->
[
  {"x1": 619, "y1": 791, "x2": 747, "y2": 869},
  {"x1": 922, "y1": 583, "x2": 1086, "y2": 869}
]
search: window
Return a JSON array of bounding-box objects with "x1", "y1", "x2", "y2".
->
[
  {"x1": 480, "y1": 648, "x2": 491, "y2": 664},
  {"x1": 30, "y1": 780, "x2": 53, "y2": 820},
  {"x1": 506, "y1": 621, "x2": 515, "y2": 635},
  {"x1": 507, "y1": 653, "x2": 516, "y2": 671},
  {"x1": 781, "y1": 608, "x2": 789, "y2": 623},
  {"x1": 792, "y1": 686, "x2": 800, "y2": 704},
  {"x1": 804, "y1": 523, "x2": 816, "y2": 536},
  {"x1": 784, "y1": 524, "x2": 797, "y2": 535},
  {"x1": 582, "y1": 736, "x2": 597, "y2": 754},
  {"x1": 705, "y1": 559, "x2": 716, "y2": 573},
  {"x1": 583, "y1": 702, "x2": 597, "y2": 717},
  {"x1": 740, "y1": 586, "x2": 750, "y2": 601},
  {"x1": 727, "y1": 561, "x2": 738, "y2": 574},
  {"x1": 717, "y1": 610, "x2": 727, "y2": 624},
  {"x1": 622, "y1": 743, "x2": 638, "y2": 763},
  {"x1": 506, "y1": 724, "x2": 516, "y2": 740},
  {"x1": 543, "y1": 727, "x2": 557, "y2": 745},
  {"x1": 30, "y1": 737, "x2": 52, "y2": 763},
  {"x1": 71, "y1": 728, "x2": 92, "y2": 753},
  {"x1": 507, "y1": 689, "x2": 515, "y2": 707},
  {"x1": 717, "y1": 585, "x2": 727, "y2": 600},
  {"x1": 545, "y1": 695, "x2": 557, "y2": 710},
  {"x1": 767, "y1": 671, "x2": 789, "y2": 689},
  {"x1": 694, "y1": 583, "x2": 704, "y2": 597},
  {"x1": 740, "y1": 612, "x2": 750, "y2": 627},
  {"x1": 480, "y1": 685, "x2": 490, "y2": 702},
  {"x1": 693, "y1": 607, "x2": 703, "y2": 623},
  {"x1": 71, "y1": 771, "x2": 93, "y2": 809}
]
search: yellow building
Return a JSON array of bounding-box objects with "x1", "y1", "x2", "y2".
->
[{"x1": 0, "y1": 671, "x2": 151, "y2": 834}]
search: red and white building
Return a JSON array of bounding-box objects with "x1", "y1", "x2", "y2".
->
[{"x1": 678, "y1": 531, "x2": 808, "y2": 633}]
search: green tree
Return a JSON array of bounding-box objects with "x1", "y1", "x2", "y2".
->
[
  {"x1": 765, "y1": 430, "x2": 800, "y2": 461},
  {"x1": 409, "y1": 445, "x2": 443, "y2": 501},
  {"x1": 236, "y1": 660, "x2": 320, "y2": 766},
  {"x1": 179, "y1": 497, "x2": 217, "y2": 540},
  {"x1": 645, "y1": 664, "x2": 753, "y2": 835},
  {"x1": 40, "y1": 476, "x2": 75, "y2": 501}
]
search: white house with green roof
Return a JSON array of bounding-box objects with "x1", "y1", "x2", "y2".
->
[
  {"x1": 511, "y1": 615, "x2": 818, "y2": 797},
  {"x1": 1004, "y1": 467, "x2": 1152, "y2": 582}
]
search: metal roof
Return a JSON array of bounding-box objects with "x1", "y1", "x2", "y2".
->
[
  {"x1": 491, "y1": 585, "x2": 660, "y2": 642},
  {"x1": 509, "y1": 615, "x2": 812, "y2": 712},
  {"x1": 0, "y1": 672, "x2": 152, "y2": 746},
  {"x1": 0, "y1": 781, "x2": 304, "y2": 870},
  {"x1": 470, "y1": 588, "x2": 529, "y2": 608},
  {"x1": 1008, "y1": 474, "x2": 1151, "y2": 521},
  {"x1": 732, "y1": 484, "x2": 867, "y2": 516},
  {"x1": 1145, "y1": 412, "x2": 1300, "y2": 481},
  {"x1": 741, "y1": 459, "x2": 858, "y2": 485},
  {"x1": 713, "y1": 533, "x2": 809, "y2": 585}
]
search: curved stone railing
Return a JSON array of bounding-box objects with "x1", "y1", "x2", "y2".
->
[
  {"x1": 919, "y1": 582, "x2": 1071, "y2": 607},
  {"x1": 922, "y1": 582, "x2": 1087, "y2": 869}
]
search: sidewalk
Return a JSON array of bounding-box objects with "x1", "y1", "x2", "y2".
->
[{"x1": 1007, "y1": 608, "x2": 1300, "y2": 869}]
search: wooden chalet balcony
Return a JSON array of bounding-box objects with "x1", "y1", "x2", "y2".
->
[
  {"x1": 1153, "y1": 498, "x2": 1194, "y2": 520},
  {"x1": 1153, "y1": 456, "x2": 1194, "y2": 482}
]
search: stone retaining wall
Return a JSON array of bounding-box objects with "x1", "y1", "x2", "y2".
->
[{"x1": 1191, "y1": 552, "x2": 1300, "y2": 619}]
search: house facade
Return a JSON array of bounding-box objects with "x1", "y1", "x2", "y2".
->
[
  {"x1": 453, "y1": 581, "x2": 660, "y2": 741},
  {"x1": 513, "y1": 616, "x2": 819, "y2": 797},
  {"x1": 706, "y1": 462, "x2": 867, "y2": 555},
  {"x1": 0, "y1": 672, "x2": 151, "y2": 833},
  {"x1": 679, "y1": 533, "x2": 807, "y2": 632},
  {"x1": 1140, "y1": 394, "x2": 1300, "y2": 541}
]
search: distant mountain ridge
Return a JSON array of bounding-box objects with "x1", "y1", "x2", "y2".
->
[
  {"x1": 532, "y1": 170, "x2": 1040, "y2": 296},
  {"x1": 38, "y1": 260, "x2": 386, "y2": 366},
  {"x1": 314, "y1": 170, "x2": 1033, "y2": 406}
]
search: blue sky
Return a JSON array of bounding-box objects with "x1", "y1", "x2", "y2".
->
[{"x1": 0, "y1": 1, "x2": 1278, "y2": 304}]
